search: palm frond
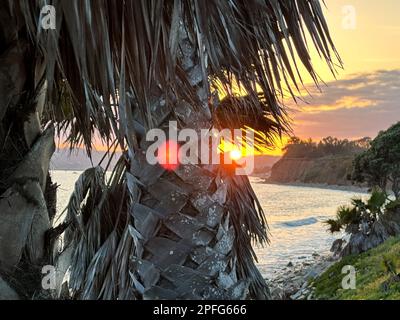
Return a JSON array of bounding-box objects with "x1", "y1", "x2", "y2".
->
[
  {"x1": 59, "y1": 158, "x2": 131, "y2": 299},
  {"x1": 64, "y1": 166, "x2": 107, "y2": 294},
  {"x1": 367, "y1": 187, "x2": 387, "y2": 214},
  {"x1": 325, "y1": 219, "x2": 341, "y2": 234},
  {"x1": 214, "y1": 94, "x2": 290, "y2": 151},
  {"x1": 81, "y1": 230, "x2": 118, "y2": 300},
  {"x1": 14, "y1": 0, "x2": 341, "y2": 153},
  {"x1": 224, "y1": 173, "x2": 270, "y2": 298}
]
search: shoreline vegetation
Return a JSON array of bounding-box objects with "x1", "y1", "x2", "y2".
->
[
  {"x1": 267, "y1": 188, "x2": 400, "y2": 299},
  {"x1": 263, "y1": 136, "x2": 371, "y2": 189},
  {"x1": 269, "y1": 236, "x2": 400, "y2": 300},
  {"x1": 313, "y1": 237, "x2": 400, "y2": 299}
]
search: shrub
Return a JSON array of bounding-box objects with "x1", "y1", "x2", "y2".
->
[{"x1": 325, "y1": 188, "x2": 394, "y2": 234}]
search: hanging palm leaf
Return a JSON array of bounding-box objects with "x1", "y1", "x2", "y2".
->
[{"x1": 13, "y1": 0, "x2": 340, "y2": 152}]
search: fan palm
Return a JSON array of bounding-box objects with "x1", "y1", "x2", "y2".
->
[{"x1": 0, "y1": 0, "x2": 340, "y2": 299}]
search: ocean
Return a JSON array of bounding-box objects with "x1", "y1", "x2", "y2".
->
[{"x1": 51, "y1": 170, "x2": 367, "y2": 279}]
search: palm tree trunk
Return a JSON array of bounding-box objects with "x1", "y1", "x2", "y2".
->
[
  {"x1": 63, "y1": 25, "x2": 269, "y2": 300},
  {"x1": 125, "y1": 30, "x2": 269, "y2": 300},
  {"x1": 0, "y1": 3, "x2": 55, "y2": 299}
]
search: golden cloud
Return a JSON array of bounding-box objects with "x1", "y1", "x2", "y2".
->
[{"x1": 301, "y1": 96, "x2": 377, "y2": 113}]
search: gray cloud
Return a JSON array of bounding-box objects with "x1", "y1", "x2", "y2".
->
[{"x1": 286, "y1": 69, "x2": 400, "y2": 139}]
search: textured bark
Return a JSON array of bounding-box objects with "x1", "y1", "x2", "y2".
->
[
  {"x1": 126, "y1": 29, "x2": 269, "y2": 300},
  {"x1": 0, "y1": 3, "x2": 55, "y2": 299},
  {"x1": 0, "y1": 275, "x2": 19, "y2": 300},
  {"x1": 60, "y1": 26, "x2": 270, "y2": 300}
]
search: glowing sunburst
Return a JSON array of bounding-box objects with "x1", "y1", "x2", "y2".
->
[{"x1": 229, "y1": 148, "x2": 242, "y2": 161}]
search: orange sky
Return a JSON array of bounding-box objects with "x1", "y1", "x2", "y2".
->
[
  {"x1": 266, "y1": 0, "x2": 400, "y2": 156},
  {"x1": 59, "y1": 1, "x2": 400, "y2": 158},
  {"x1": 218, "y1": 0, "x2": 400, "y2": 156}
]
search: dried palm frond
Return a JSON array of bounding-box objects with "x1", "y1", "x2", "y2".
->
[
  {"x1": 12, "y1": 0, "x2": 340, "y2": 153},
  {"x1": 60, "y1": 157, "x2": 131, "y2": 299},
  {"x1": 63, "y1": 167, "x2": 107, "y2": 295},
  {"x1": 81, "y1": 230, "x2": 118, "y2": 300},
  {"x1": 223, "y1": 173, "x2": 270, "y2": 298},
  {"x1": 214, "y1": 94, "x2": 290, "y2": 151}
]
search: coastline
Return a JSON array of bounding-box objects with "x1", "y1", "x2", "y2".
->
[
  {"x1": 252, "y1": 179, "x2": 365, "y2": 299},
  {"x1": 257, "y1": 180, "x2": 369, "y2": 193},
  {"x1": 266, "y1": 252, "x2": 338, "y2": 300}
]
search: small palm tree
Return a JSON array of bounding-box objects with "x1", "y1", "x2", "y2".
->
[
  {"x1": 0, "y1": 0, "x2": 340, "y2": 299},
  {"x1": 327, "y1": 188, "x2": 400, "y2": 257},
  {"x1": 326, "y1": 188, "x2": 389, "y2": 235}
]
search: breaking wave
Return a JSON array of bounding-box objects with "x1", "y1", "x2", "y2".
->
[{"x1": 279, "y1": 217, "x2": 318, "y2": 228}]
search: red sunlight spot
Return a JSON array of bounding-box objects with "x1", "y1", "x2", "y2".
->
[{"x1": 157, "y1": 140, "x2": 180, "y2": 171}]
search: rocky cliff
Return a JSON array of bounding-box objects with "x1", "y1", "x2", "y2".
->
[{"x1": 269, "y1": 155, "x2": 356, "y2": 186}]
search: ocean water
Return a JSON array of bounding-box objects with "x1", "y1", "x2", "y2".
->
[
  {"x1": 51, "y1": 171, "x2": 366, "y2": 279},
  {"x1": 249, "y1": 177, "x2": 366, "y2": 278}
]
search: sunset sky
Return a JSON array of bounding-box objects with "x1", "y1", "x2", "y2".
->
[
  {"x1": 277, "y1": 0, "x2": 400, "y2": 155},
  {"x1": 58, "y1": 1, "x2": 400, "y2": 158}
]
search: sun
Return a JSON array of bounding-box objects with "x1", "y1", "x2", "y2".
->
[{"x1": 229, "y1": 148, "x2": 242, "y2": 161}]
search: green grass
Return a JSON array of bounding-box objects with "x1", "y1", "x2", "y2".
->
[{"x1": 314, "y1": 237, "x2": 400, "y2": 300}]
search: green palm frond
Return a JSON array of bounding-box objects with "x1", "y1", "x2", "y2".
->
[
  {"x1": 385, "y1": 198, "x2": 400, "y2": 212},
  {"x1": 336, "y1": 205, "x2": 360, "y2": 226},
  {"x1": 325, "y1": 205, "x2": 362, "y2": 233},
  {"x1": 367, "y1": 187, "x2": 387, "y2": 214},
  {"x1": 351, "y1": 198, "x2": 366, "y2": 210},
  {"x1": 325, "y1": 219, "x2": 341, "y2": 234}
]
